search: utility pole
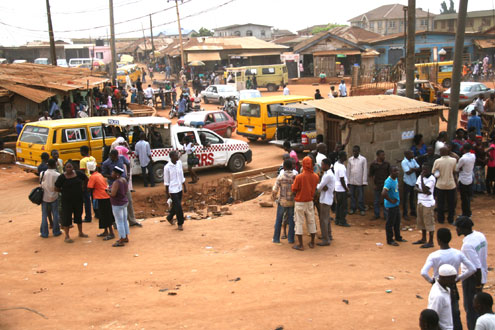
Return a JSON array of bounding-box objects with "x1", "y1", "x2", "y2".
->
[
  {"x1": 109, "y1": 0, "x2": 117, "y2": 84},
  {"x1": 141, "y1": 23, "x2": 148, "y2": 63},
  {"x1": 169, "y1": 0, "x2": 185, "y2": 68},
  {"x1": 403, "y1": 6, "x2": 407, "y2": 55},
  {"x1": 46, "y1": 0, "x2": 57, "y2": 66},
  {"x1": 447, "y1": 0, "x2": 469, "y2": 137},
  {"x1": 150, "y1": 14, "x2": 155, "y2": 54},
  {"x1": 405, "y1": 0, "x2": 416, "y2": 99}
]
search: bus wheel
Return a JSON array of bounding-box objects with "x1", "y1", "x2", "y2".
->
[
  {"x1": 442, "y1": 79, "x2": 451, "y2": 89},
  {"x1": 267, "y1": 84, "x2": 276, "y2": 92},
  {"x1": 152, "y1": 162, "x2": 165, "y2": 183}
]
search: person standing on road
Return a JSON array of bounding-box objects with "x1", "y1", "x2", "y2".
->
[
  {"x1": 164, "y1": 151, "x2": 187, "y2": 231},
  {"x1": 474, "y1": 292, "x2": 495, "y2": 329},
  {"x1": 108, "y1": 166, "x2": 129, "y2": 247},
  {"x1": 432, "y1": 147, "x2": 457, "y2": 224},
  {"x1": 486, "y1": 133, "x2": 495, "y2": 195},
  {"x1": 382, "y1": 166, "x2": 406, "y2": 246},
  {"x1": 54, "y1": 161, "x2": 89, "y2": 243},
  {"x1": 419, "y1": 309, "x2": 440, "y2": 330},
  {"x1": 316, "y1": 158, "x2": 335, "y2": 246},
  {"x1": 428, "y1": 264, "x2": 458, "y2": 330},
  {"x1": 283, "y1": 84, "x2": 290, "y2": 96},
  {"x1": 79, "y1": 146, "x2": 95, "y2": 223},
  {"x1": 468, "y1": 111, "x2": 482, "y2": 136},
  {"x1": 456, "y1": 144, "x2": 476, "y2": 217},
  {"x1": 272, "y1": 159, "x2": 296, "y2": 245},
  {"x1": 369, "y1": 150, "x2": 390, "y2": 220},
  {"x1": 347, "y1": 145, "x2": 367, "y2": 216},
  {"x1": 339, "y1": 79, "x2": 347, "y2": 97},
  {"x1": 87, "y1": 161, "x2": 115, "y2": 241},
  {"x1": 283, "y1": 141, "x2": 299, "y2": 172},
  {"x1": 135, "y1": 133, "x2": 154, "y2": 188},
  {"x1": 334, "y1": 151, "x2": 350, "y2": 227},
  {"x1": 183, "y1": 136, "x2": 199, "y2": 184},
  {"x1": 50, "y1": 149, "x2": 64, "y2": 174},
  {"x1": 401, "y1": 150, "x2": 420, "y2": 220},
  {"x1": 315, "y1": 143, "x2": 327, "y2": 168},
  {"x1": 40, "y1": 159, "x2": 61, "y2": 238},
  {"x1": 421, "y1": 228, "x2": 476, "y2": 330},
  {"x1": 455, "y1": 216, "x2": 489, "y2": 330},
  {"x1": 291, "y1": 156, "x2": 319, "y2": 251},
  {"x1": 413, "y1": 164, "x2": 436, "y2": 248}
]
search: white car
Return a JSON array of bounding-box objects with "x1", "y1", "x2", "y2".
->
[
  {"x1": 57, "y1": 59, "x2": 69, "y2": 67},
  {"x1": 239, "y1": 89, "x2": 261, "y2": 100},
  {"x1": 13, "y1": 59, "x2": 27, "y2": 64},
  {"x1": 201, "y1": 85, "x2": 239, "y2": 105}
]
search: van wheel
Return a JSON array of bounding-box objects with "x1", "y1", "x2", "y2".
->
[
  {"x1": 219, "y1": 97, "x2": 224, "y2": 105},
  {"x1": 225, "y1": 127, "x2": 232, "y2": 138},
  {"x1": 203, "y1": 96, "x2": 209, "y2": 104},
  {"x1": 152, "y1": 162, "x2": 166, "y2": 183},
  {"x1": 442, "y1": 79, "x2": 451, "y2": 88},
  {"x1": 228, "y1": 154, "x2": 246, "y2": 172},
  {"x1": 247, "y1": 137, "x2": 257, "y2": 142},
  {"x1": 267, "y1": 84, "x2": 276, "y2": 92}
]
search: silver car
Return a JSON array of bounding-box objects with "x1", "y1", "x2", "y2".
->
[
  {"x1": 201, "y1": 85, "x2": 239, "y2": 105},
  {"x1": 443, "y1": 82, "x2": 494, "y2": 107}
]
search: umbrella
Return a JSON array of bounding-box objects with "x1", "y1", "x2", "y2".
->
[{"x1": 188, "y1": 61, "x2": 205, "y2": 66}]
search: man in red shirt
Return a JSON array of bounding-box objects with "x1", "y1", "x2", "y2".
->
[{"x1": 291, "y1": 156, "x2": 320, "y2": 251}]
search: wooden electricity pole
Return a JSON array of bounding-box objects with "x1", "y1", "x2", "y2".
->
[
  {"x1": 405, "y1": 0, "x2": 416, "y2": 99},
  {"x1": 172, "y1": 0, "x2": 185, "y2": 68},
  {"x1": 150, "y1": 14, "x2": 155, "y2": 54},
  {"x1": 46, "y1": 0, "x2": 57, "y2": 66},
  {"x1": 109, "y1": 0, "x2": 117, "y2": 84},
  {"x1": 447, "y1": 0, "x2": 469, "y2": 137}
]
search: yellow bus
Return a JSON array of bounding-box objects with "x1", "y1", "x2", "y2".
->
[
  {"x1": 117, "y1": 64, "x2": 142, "y2": 85},
  {"x1": 415, "y1": 61, "x2": 453, "y2": 88},
  {"x1": 226, "y1": 64, "x2": 289, "y2": 92}
]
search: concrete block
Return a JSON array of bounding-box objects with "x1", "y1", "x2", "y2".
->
[{"x1": 384, "y1": 141, "x2": 400, "y2": 151}]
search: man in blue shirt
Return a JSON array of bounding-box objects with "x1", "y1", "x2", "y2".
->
[
  {"x1": 178, "y1": 94, "x2": 187, "y2": 118},
  {"x1": 382, "y1": 166, "x2": 406, "y2": 246},
  {"x1": 401, "y1": 150, "x2": 420, "y2": 220},
  {"x1": 467, "y1": 110, "x2": 482, "y2": 136},
  {"x1": 15, "y1": 118, "x2": 23, "y2": 136}
]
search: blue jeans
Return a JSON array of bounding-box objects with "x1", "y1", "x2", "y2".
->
[
  {"x1": 373, "y1": 189, "x2": 388, "y2": 219},
  {"x1": 83, "y1": 189, "x2": 92, "y2": 221},
  {"x1": 273, "y1": 204, "x2": 294, "y2": 243},
  {"x1": 349, "y1": 185, "x2": 364, "y2": 212},
  {"x1": 41, "y1": 200, "x2": 61, "y2": 237},
  {"x1": 112, "y1": 204, "x2": 129, "y2": 239}
]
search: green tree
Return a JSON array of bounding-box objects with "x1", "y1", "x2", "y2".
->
[
  {"x1": 440, "y1": 0, "x2": 456, "y2": 14},
  {"x1": 311, "y1": 23, "x2": 346, "y2": 34},
  {"x1": 191, "y1": 27, "x2": 214, "y2": 37}
]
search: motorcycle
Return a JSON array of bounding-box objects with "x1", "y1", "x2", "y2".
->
[
  {"x1": 222, "y1": 96, "x2": 238, "y2": 121},
  {"x1": 169, "y1": 101, "x2": 179, "y2": 119},
  {"x1": 188, "y1": 96, "x2": 204, "y2": 112}
]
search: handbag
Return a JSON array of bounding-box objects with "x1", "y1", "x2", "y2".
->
[{"x1": 29, "y1": 172, "x2": 45, "y2": 205}]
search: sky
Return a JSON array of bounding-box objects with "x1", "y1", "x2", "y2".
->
[{"x1": 0, "y1": 0, "x2": 490, "y2": 46}]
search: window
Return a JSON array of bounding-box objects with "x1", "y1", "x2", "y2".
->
[
  {"x1": 177, "y1": 131, "x2": 197, "y2": 144},
  {"x1": 420, "y1": 19, "x2": 428, "y2": 26},
  {"x1": 246, "y1": 30, "x2": 253, "y2": 36},
  {"x1": 480, "y1": 84, "x2": 489, "y2": 91},
  {"x1": 482, "y1": 18, "x2": 492, "y2": 26},
  {"x1": 20, "y1": 126, "x2": 49, "y2": 144},
  {"x1": 260, "y1": 30, "x2": 265, "y2": 37},
  {"x1": 261, "y1": 67, "x2": 275, "y2": 74},
  {"x1": 245, "y1": 68, "x2": 257, "y2": 75},
  {"x1": 213, "y1": 113, "x2": 225, "y2": 122},
  {"x1": 96, "y1": 52, "x2": 104, "y2": 59},
  {"x1": 438, "y1": 65, "x2": 453, "y2": 73},
  {"x1": 378, "y1": 21, "x2": 383, "y2": 29},
  {"x1": 199, "y1": 131, "x2": 223, "y2": 145},
  {"x1": 267, "y1": 104, "x2": 282, "y2": 117},
  {"x1": 441, "y1": 21, "x2": 446, "y2": 29},
  {"x1": 472, "y1": 84, "x2": 480, "y2": 92},
  {"x1": 90, "y1": 126, "x2": 103, "y2": 139},
  {"x1": 369, "y1": 22, "x2": 374, "y2": 29},
  {"x1": 240, "y1": 103, "x2": 260, "y2": 117},
  {"x1": 389, "y1": 21, "x2": 396, "y2": 28},
  {"x1": 62, "y1": 128, "x2": 87, "y2": 143},
  {"x1": 234, "y1": 31, "x2": 241, "y2": 36}
]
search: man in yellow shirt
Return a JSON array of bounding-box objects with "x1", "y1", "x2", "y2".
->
[{"x1": 79, "y1": 146, "x2": 95, "y2": 222}]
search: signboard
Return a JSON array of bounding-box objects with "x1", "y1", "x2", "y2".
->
[
  {"x1": 337, "y1": 54, "x2": 347, "y2": 58},
  {"x1": 401, "y1": 130, "x2": 415, "y2": 140}
]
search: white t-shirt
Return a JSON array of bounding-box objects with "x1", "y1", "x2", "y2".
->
[
  {"x1": 317, "y1": 170, "x2": 335, "y2": 205},
  {"x1": 476, "y1": 313, "x2": 495, "y2": 330},
  {"x1": 144, "y1": 87, "x2": 154, "y2": 99},
  {"x1": 420, "y1": 248, "x2": 475, "y2": 283},
  {"x1": 279, "y1": 169, "x2": 298, "y2": 176},
  {"x1": 416, "y1": 175, "x2": 436, "y2": 207},
  {"x1": 283, "y1": 87, "x2": 290, "y2": 95},
  {"x1": 316, "y1": 152, "x2": 327, "y2": 167},
  {"x1": 462, "y1": 230, "x2": 488, "y2": 284},
  {"x1": 435, "y1": 140, "x2": 446, "y2": 155},
  {"x1": 456, "y1": 152, "x2": 476, "y2": 185},
  {"x1": 334, "y1": 161, "x2": 348, "y2": 192},
  {"x1": 428, "y1": 281, "x2": 453, "y2": 330}
]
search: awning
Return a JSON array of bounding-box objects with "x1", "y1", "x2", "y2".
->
[
  {"x1": 474, "y1": 39, "x2": 495, "y2": 49},
  {"x1": 313, "y1": 50, "x2": 361, "y2": 56},
  {"x1": 187, "y1": 52, "x2": 221, "y2": 62},
  {"x1": 229, "y1": 52, "x2": 281, "y2": 58},
  {"x1": 0, "y1": 82, "x2": 55, "y2": 103}
]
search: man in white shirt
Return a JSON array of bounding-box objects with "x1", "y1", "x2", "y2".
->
[
  {"x1": 474, "y1": 292, "x2": 495, "y2": 330},
  {"x1": 414, "y1": 164, "x2": 437, "y2": 248},
  {"x1": 421, "y1": 228, "x2": 476, "y2": 329},
  {"x1": 428, "y1": 264, "x2": 457, "y2": 330},
  {"x1": 334, "y1": 151, "x2": 350, "y2": 227},
  {"x1": 316, "y1": 158, "x2": 335, "y2": 246},
  {"x1": 283, "y1": 84, "x2": 290, "y2": 96},
  {"x1": 135, "y1": 132, "x2": 154, "y2": 188},
  {"x1": 316, "y1": 143, "x2": 327, "y2": 168},
  {"x1": 456, "y1": 217, "x2": 489, "y2": 330},
  {"x1": 347, "y1": 145, "x2": 367, "y2": 216},
  {"x1": 144, "y1": 84, "x2": 154, "y2": 102},
  {"x1": 40, "y1": 159, "x2": 61, "y2": 238},
  {"x1": 38, "y1": 111, "x2": 52, "y2": 121},
  {"x1": 164, "y1": 151, "x2": 187, "y2": 231},
  {"x1": 456, "y1": 144, "x2": 476, "y2": 217},
  {"x1": 339, "y1": 79, "x2": 347, "y2": 97}
]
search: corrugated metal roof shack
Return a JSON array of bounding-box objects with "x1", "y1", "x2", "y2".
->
[{"x1": 306, "y1": 95, "x2": 447, "y2": 201}]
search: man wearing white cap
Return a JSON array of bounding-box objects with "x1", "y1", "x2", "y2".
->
[{"x1": 428, "y1": 264, "x2": 457, "y2": 330}]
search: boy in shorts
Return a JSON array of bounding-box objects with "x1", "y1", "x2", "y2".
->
[{"x1": 413, "y1": 164, "x2": 436, "y2": 248}]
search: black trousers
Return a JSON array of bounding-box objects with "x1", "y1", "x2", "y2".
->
[
  {"x1": 402, "y1": 183, "x2": 416, "y2": 216},
  {"x1": 335, "y1": 191, "x2": 348, "y2": 225},
  {"x1": 462, "y1": 275, "x2": 480, "y2": 330},
  {"x1": 141, "y1": 162, "x2": 155, "y2": 187},
  {"x1": 436, "y1": 188, "x2": 456, "y2": 224},
  {"x1": 385, "y1": 206, "x2": 402, "y2": 243},
  {"x1": 459, "y1": 183, "x2": 472, "y2": 217},
  {"x1": 169, "y1": 191, "x2": 184, "y2": 226}
]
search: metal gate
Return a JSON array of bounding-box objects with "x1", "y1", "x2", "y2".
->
[{"x1": 388, "y1": 48, "x2": 404, "y2": 66}]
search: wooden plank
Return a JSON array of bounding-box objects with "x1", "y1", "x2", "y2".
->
[{"x1": 231, "y1": 164, "x2": 280, "y2": 180}]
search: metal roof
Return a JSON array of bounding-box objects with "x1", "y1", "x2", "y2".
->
[
  {"x1": 304, "y1": 95, "x2": 446, "y2": 121},
  {"x1": 348, "y1": 4, "x2": 434, "y2": 22},
  {"x1": 241, "y1": 95, "x2": 312, "y2": 104},
  {"x1": 0, "y1": 82, "x2": 55, "y2": 103}
]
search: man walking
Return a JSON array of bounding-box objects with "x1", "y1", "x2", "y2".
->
[
  {"x1": 291, "y1": 156, "x2": 319, "y2": 251},
  {"x1": 414, "y1": 164, "x2": 436, "y2": 248},
  {"x1": 456, "y1": 144, "x2": 476, "y2": 217},
  {"x1": 432, "y1": 147, "x2": 457, "y2": 224},
  {"x1": 401, "y1": 150, "x2": 420, "y2": 220},
  {"x1": 421, "y1": 228, "x2": 476, "y2": 330},
  {"x1": 428, "y1": 264, "x2": 458, "y2": 330},
  {"x1": 272, "y1": 159, "x2": 296, "y2": 244},
  {"x1": 135, "y1": 133, "x2": 155, "y2": 188},
  {"x1": 382, "y1": 166, "x2": 406, "y2": 246},
  {"x1": 456, "y1": 216, "x2": 489, "y2": 330},
  {"x1": 369, "y1": 150, "x2": 390, "y2": 220},
  {"x1": 164, "y1": 151, "x2": 187, "y2": 231},
  {"x1": 339, "y1": 79, "x2": 347, "y2": 97},
  {"x1": 40, "y1": 159, "x2": 62, "y2": 238},
  {"x1": 347, "y1": 145, "x2": 367, "y2": 216},
  {"x1": 334, "y1": 151, "x2": 350, "y2": 227},
  {"x1": 316, "y1": 158, "x2": 335, "y2": 246},
  {"x1": 79, "y1": 146, "x2": 95, "y2": 223}
]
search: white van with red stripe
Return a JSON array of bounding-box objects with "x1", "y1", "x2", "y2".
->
[{"x1": 103, "y1": 117, "x2": 252, "y2": 183}]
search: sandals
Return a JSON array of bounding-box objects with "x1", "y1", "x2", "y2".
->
[
  {"x1": 103, "y1": 235, "x2": 115, "y2": 241},
  {"x1": 97, "y1": 233, "x2": 108, "y2": 237},
  {"x1": 412, "y1": 240, "x2": 426, "y2": 245},
  {"x1": 79, "y1": 233, "x2": 89, "y2": 238},
  {"x1": 64, "y1": 238, "x2": 74, "y2": 243},
  {"x1": 112, "y1": 240, "x2": 125, "y2": 247},
  {"x1": 308, "y1": 242, "x2": 315, "y2": 249},
  {"x1": 292, "y1": 245, "x2": 304, "y2": 251}
]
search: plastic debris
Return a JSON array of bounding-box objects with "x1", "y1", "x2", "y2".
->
[
  {"x1": 83, "y1": 263, "x2": 88, "y2": 267},
  {"x1": 342, "y1": 299, "x2": 349, "y2": 304},
  {"x1": 385, "y1": 290, "x2": 392, "y2": 293},
  {"x1": 376, "y1": 243, "x2": 383, "y2": 247}
]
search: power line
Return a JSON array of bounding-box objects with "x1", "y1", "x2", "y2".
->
[{"x1": 51, "y1": 0, "x2": 143, "y2": 15}]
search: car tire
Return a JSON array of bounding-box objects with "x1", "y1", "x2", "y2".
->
[
  {"x1": 267, "y1": 84, "x2": 276, "y2": 92},
  {"x1": 228, "y1": 153, "x2": 246, "y2": 172},
  {"x1": 152, "y1": 162, "x2": 166, "y2": 183},
  {"x1": 225, "y1": 127, "x2": 232, "y2": 138},
  {"x1": 442, "y1": 78, "x2": 451, "y2": 89},
  {"x1": 219, "y1": 97, "x2": 224, "y2": 105},
  {"x1": 203, "y1": 96, "x2": 209, "y2": 104}
]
